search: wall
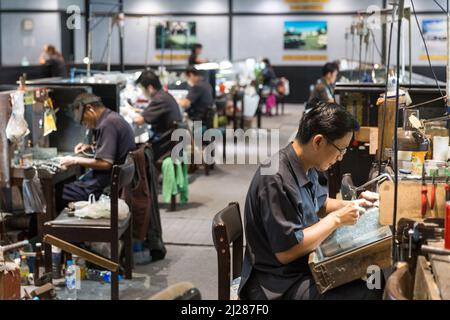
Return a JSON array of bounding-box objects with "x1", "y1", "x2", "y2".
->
[
  {"x1": 0, "y1": 0, "x2": 447, "y2": 102},
  {"x1": 0, "y1": 13, "x2": 61, "y2": 65}
]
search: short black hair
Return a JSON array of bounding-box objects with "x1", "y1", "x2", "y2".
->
[
  {"x1": 296, "y1": 101, "x2": 360, "y2": 144},
  {"x1": 135, "y1": 69, "x2": 162, "y2": 90},
  {"x1": 186, "y1": 65, "x2": 201, "y2": 77},
  {"x1": 322, "y1": 62, "x2": 339, "y2": 76},
  {"x1": 191, "y1": 43, "x2": 202, "y2": 53},
  {"x1": 262, "y1": 58, "x2": 271, "y2": 66}
]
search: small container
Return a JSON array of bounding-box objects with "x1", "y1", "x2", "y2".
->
[
  {"x1": 51, "y1": 246, "x2": 62, "y2": 279},
  {"x1": 433, "y1": 136, "x2": 450, "y2": 162}
]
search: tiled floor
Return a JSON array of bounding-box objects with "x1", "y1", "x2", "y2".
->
[{"x1": 71, "y1": 104, "x2": 305, "y2": 300}]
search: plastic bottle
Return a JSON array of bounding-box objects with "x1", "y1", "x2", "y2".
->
[
  {"x1": 51, "y1": 246, "x2": 62, "y2": 279},
  {"x1": 19, "y1": 255, "x2": 30, "y2": 285},
  {"x1": 65, "y1": 260, "x2": 77, "y2": 300},
  {"x1": 72, "y1": 255, "x2": 82, "y2": 290}
]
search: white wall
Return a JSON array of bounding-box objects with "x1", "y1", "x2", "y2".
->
[
  {"x1": 125, "y1": 0, "x2": 228, "y2": 14},
  {"x1": 1, "y1": 13, "x2": 62, "y2": 65},
  {"x1": 0, "y1": 0, "x2": 446, "y2": 67},
  {"x1": 387, "y1": 2, "x2": 448, "y2": 67},
  {"x1": 1, "y1": 0, "x2": 59, "y2": 10},
  {"x1": 233, "y1": 0, "x2": 383, "y2": 13},
  {"x1": 124, "y1": 16, "x2": 228, "y2": 65},
  {"x1": 233, "y1": 15, "x2": 383, "y2": 66}
]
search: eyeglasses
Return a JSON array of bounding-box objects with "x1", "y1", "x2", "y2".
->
[{"x1": 325, "y1": 138, "x2": 347, "y2": 157}]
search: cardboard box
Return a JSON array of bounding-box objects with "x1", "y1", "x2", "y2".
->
[{"x1": 0, "y1": 264, "x2": 21, "y2": 300}]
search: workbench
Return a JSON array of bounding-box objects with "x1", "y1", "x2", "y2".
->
[
  {"x1": 414, "y1": 240, "x2": 450, "y2": 300},
  {"x1": 10, "y1": 166, "x2": 81, "y2": 239}
]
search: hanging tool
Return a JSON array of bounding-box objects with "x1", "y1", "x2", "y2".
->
[
  {"x1": 430, "y1": 169, "x2": 437, "y2": 210},
  {"x1": 421, "y1": 164, "x2": 428, "y2": 217},
  {"x1": 445, "y1": 173, "x2": 450, "y2": 202}
]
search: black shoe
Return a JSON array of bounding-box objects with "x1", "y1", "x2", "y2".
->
[{"x1": 150, "y1": 249, "x2": 167, "y2": 262}]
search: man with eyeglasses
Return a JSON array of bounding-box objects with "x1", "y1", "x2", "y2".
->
[{"x1": 239, "y1": 101, "x2": 381, "y2": 300}]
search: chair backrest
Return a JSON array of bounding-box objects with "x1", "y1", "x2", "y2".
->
[
  {"x1": 110, "y1": 156, "x2": 135, "y2": 232},
  {"x1": 383, "y1": 263, "x2": 412, "y2": 300},
  {"x1": 152, "y1": 121, "x2": 183, "y2": 162},
  {"x1": 212, "y1": 202, "x2": 243, "y2": 300}
]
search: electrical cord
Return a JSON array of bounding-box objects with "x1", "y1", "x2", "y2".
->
[
  {"x1": 392, "y1": 0, "x2": 406, "y2": 265},
  {"x1": 402, "y1": 95, "x2": 448, "y2": 109},
  {"x1": 369, "y1": 28, "x2": 383, "y2": 59},
  {"x1": 378, "y1": 18, "x2": 395, "y2": 178},
  {"x1": 411, "y1": 0, "x2": 446, "y2": 103},
  {"x1": 433, "y1": 0, "x2": 447, "y2": 13}
]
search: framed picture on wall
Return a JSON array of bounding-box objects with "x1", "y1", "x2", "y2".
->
[
  {"x1": 284, "y1": 20, "x2": 327, "y2": 50},
  {"x1": 422, "y1": 19, "x2": 446, "y2": 53},
  {"x1": 155, "y1": 21, "x2": 197, "y2": 50}
]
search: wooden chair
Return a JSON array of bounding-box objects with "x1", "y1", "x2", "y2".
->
[
  {"x1": 43, "y1": 157, "x2": 135, "y2": 300},
  {"x1": 212, "y1": 202, "x2": 243, "y2": 300},
  {"x1": 383, "y1": 263, "x2": 413, "y2": 300}
]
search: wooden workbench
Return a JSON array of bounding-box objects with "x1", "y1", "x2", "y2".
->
[
  {"x1": 10, "y1": 166, "x2": 81, "y2": 239},
  {"x1": 414, "y1": 240, "x2": 450, "y2": 300}
]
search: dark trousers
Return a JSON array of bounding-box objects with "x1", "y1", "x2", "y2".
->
[{"x1": 242, "y1": 273, "x2": 384, "y2": 300}]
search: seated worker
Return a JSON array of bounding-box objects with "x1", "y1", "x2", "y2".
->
[
  {"x1": 57, "y1": 93, "x2": 136, "y2": 211},
  {"x1": 188, "y1": 43, "x2": 208, "y2": 66},
  {"x1": 261, "y1": 58, "x2": 277, "y2": 91},
  {"x1": 178, "y1": 66, "x2": 214, "y2": 124},
  {"x1": 133, "y1": 70, "x2": 182, "y2": 160},
  {"x1": 38, "y1": 44, "x2": 67, "y2": 78},
  {"x1": 307, "y1": 62, "x2": 339, "y2": 108},
  {"x1": 238, "y1": 101, "x2": 382, "y2": 300}
]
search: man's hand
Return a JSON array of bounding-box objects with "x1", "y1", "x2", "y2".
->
[
  {"x1": 134, "y1": 114, "x2": 145, "y2": 125},
  {"x1": 359, "y1": 191, "x2": 380, "y2": 207},
  {"x1": 59, "y1": 156, "x2": 79, "y2": 169},
  {"x1": 352, "y1": 198, "x2": 374, "y2": 209},
  {"x1": 178, "y1": 98, "x2": 191, "y2": 109},
  {"x1": 74, "y1": 143, "x2": 92, "y2": 154},
  {"x1": 331, "y1": 202, "x2": 366, "y2": 226}
]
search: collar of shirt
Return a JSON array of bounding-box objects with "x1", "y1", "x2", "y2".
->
[
  {"x1": 285, "y1": 142, "x2": 311, "y2": 188},
  {"x1": 95, "y1": 108, "x2": 112, "y2": 130}
]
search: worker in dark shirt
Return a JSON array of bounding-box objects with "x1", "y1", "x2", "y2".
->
[
  {"x1": 134, "y1": 70, "x2": 182, "y2": 140},
  {"x1": 188, "y1": 43, "x2": 208, "y2": 66},
  {"x1": 307, "y1": 62, "x2": 339, "y2": 109},
  {"x1": 133, "y1": 70, "x2": 182, "y2": 161},
  {"x1": 238, "y1": 101, "x2": 382, "y2": 300},
  {"x1": 179, "y1": 66, "x2": 214, "y2": 123},
  {"x1": 261, "y1": 58, "x2": 277, "y2": 90},
  {"x1": 39, "y1": 44, "x2": 68, "y2": 78},
  {"x1": 57, "y1": 93, "x2": 136, "y2": 211}
]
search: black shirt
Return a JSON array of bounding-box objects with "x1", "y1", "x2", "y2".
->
[
  {"x1": 91, "y1": 108, "x2": 136, "y2": 187},
  {"x1": 141, "y1": 90, "x2": 182, "y2": 137},
  {"x1": 46, "y1": 58, "x2": 67, "y2": 78},
  {"x1": 188, "y1": 53, "x2": 198, "y2": 66},
  {"x1": 262, "y1": 66, "x2": 277, "y2": 88},
  {"x1": 186, "y1": 79, "x2": 213, "y2": 122},
  {"x1": 238, "y1": 143, "x2": 329, "y2": 300},
  {"x1": 307, "y1": 77, "x2": 334, "y2": 108}
]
